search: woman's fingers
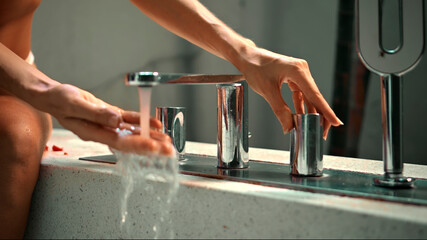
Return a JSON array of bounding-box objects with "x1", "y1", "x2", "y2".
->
[
  {"x1": 71, "y1": 96, "x2": 121, "y2": 128},
  {"x1": 150, "y1": 129, "x2": 171, "y2": 142},
  {"x1": 121, "y1": 110, "x2": 163, "y2": 129},
  {"x1": 286, "y1": 61, "x2": 342, "y2": 126},
  {"x1": 292, "y1": 91, "x2": 305, "y2": 114},
  {"x1": 150, "y1": 118, "x2": 163, "y2": 129},
  {"x1": 264, "y1": 88, "x2": 293, "y2": 133},
  {"x1": 303, "y1": 95, "x2": 317, "y2": 114},
  {"x1": 117, "y1": 134, "x2": 174, "y2": 156},
  {"x1": 121, "y1": 110, "x2": 139, "y2": 124},
  {"x1": 47, "y1": 84, "x2": 173, "y2": 156},
  {"x1": 289, "y1": 79, "x2": 333, "y2": 139},
  {"x1": 292, "y1": 79, "x2": 342, "y2": 127},
  {"x1": 289, "y1": 82, "x2": 304, "y2": 114},
  {"x1": 119, "y1": 110, "x2": 163, "y2": 135},
  {"x1": 323, "y1": 117, "x2": 332, "y2": 140},
  {"x1": 58, "y1": 117, "x2": 120, "y2": 147},
  {"x1": 59, "y1": 117, "x2": 173, "y2": 156},
  {"x1": 48, "y1": 84, "x2": 121, "y2": 129},
  {"x1": 289, "y1": 81, "x2": 316, "y2": 115}
]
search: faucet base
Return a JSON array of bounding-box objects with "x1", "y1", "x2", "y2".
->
[
  {"x1": 217, "y1": 165, "x2": 249, "y2": 170},
  {"x1": 373, "y1": 174, "x2": 416, "y2": 189},
  {"x1": 79, "y1": 153, "x2": 427, "y2": 206}
]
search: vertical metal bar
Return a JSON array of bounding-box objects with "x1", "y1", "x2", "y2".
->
[
  {"x1": 290, "y1": 114, "x2": 323, "y2": 176},
  {"x1": 217, "y1": 83, "x2": 249, "y2": 169},
  {"x1": 381, "y1": 74, "x2": 403, "y2": 176}
]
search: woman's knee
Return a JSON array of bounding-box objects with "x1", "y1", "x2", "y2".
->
[{"x1": 0, "y1": 94, "x2": 52, "y2": 166}]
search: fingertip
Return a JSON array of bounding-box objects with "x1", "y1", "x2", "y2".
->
[
  {"x1": 326, "y1": 114, "x2": 344, "y2": 127},
  {"x1": 160, "y1": 142, "x2": 175, "y2": 156},
  {"x1": 331, "y1": 121, "x2": 344, "y2": 127},
  {"x1": 284, "y1": 104, "x2": 294, "y2": 125},
  {"x1": 144, "y1": 139, "x2": 160, "y2": 153},
  {"x1": 323, "y1": 129, "x2": 328, "y2": 140},
  {"x1": 282, "y1": 122, "x2": 294, "y2": 135},
  {"x1": 330, "y1": 116, "x2": 344, "y2": 126},
  {"x1": 150, "y1": 130, "x2": 171, "y2": 142},
  {"x1": 150, "y1": 118, "x2": 163, "y2": 129},
  {"x1": 323, "y1": 121, "x2": 332, "y2": 140}
]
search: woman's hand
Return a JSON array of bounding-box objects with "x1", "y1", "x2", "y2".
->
[
  {"x1": 129, "y1": 0, "x2": 342, "y2": 139},
  {"x1": 38, "y1": 84, "x2": 174, "y2": 156},
  {"x1": 0, "y1": 43, "x2": 173, "y2": 155},
  {"x1": 240, "y1": 47, "x2": 343, "y2": 139}
]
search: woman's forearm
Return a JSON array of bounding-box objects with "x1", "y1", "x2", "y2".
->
[
  {"x1": 130, "y1": 0, "x2": 255, "y2": 72},
  {"x1": 0, "y1": 43, "x2": 59, "y2": 103},
  {"x1": 131, "y1": 0, "x2": 343, "y2": 133}
]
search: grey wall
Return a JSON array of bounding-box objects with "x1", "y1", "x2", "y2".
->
[{"x1": 32, "y1": 0, "x2": 427, "y2": 165}]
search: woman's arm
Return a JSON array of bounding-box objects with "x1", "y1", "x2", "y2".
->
[
  {"x1": 130, "y1": 0, "x2": 252, "y2": 65},
  {"x1": 0, "y1": 43, "x2": 59, "y2": 101},
  {"x1": 130, "y1": 0, "x2": 342, "y2": 137},
  {"x1": 0, "y1": 43, "x2": 173, "y2": 155}
]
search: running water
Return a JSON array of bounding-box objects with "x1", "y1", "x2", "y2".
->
[
  {"x1": 113, "y1": 87, "x2": 179, "y2": 238},
  {"x1": 114, "y1": 147, "x2": 178, "y2": 238},
  {"x1": 138, "y1": 87, "x2": 151, "y2": 137}
]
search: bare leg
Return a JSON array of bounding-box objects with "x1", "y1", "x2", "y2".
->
[{"x1": 0, "y1": 90, "x2": 51, "y2": 239}]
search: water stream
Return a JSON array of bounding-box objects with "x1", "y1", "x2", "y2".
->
[
  {"x1": 114, "y1": 150, "x2": 178, "y2": 238},
  {"x1": 113, "y1": 87, "x2": 179, "y2": 238},
  {"x1": 138, "y1": 87, "x2": 152, "y2": 138}
]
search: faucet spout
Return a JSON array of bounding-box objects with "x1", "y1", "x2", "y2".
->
[{"x1": 125, "y1": 72, "x2": 244, "y2": 86}]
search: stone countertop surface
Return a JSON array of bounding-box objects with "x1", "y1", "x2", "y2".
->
[{"x1": 25, "y1": 129, "x2": 427, "y2": 239}]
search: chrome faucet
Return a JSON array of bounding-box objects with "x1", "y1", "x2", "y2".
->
[
  {"x1": 217, "y1": 83, "x2": 249, "y2": 169},
  {"x1": 125, "y1": 72, "x2": 248, "y2": 169},
  {"x1": 356, "y1": 0, "x2": 424, "y2": 188},
  {"x1": 125, "y1": 72, "x2": 244, "y2": 86}
]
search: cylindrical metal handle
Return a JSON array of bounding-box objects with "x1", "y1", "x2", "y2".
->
[
  {"x1": 290, "y1": 114, "x2": 323, "y2": 176},
  {"x1": 381, "y1": 74, "x2": 403, "y2": 176},
  {"x1": 373, "y1": 74, "x2": 415, "y2": 188},
  {"x1": 216, "y1": 83, "x2": 249, "y2": 169},
  {"x1": 156, "y1": 107, "x2": 186, "y2": 159}
]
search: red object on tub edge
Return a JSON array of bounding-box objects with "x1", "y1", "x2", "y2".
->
[{"x1": 52, "y1": 145, "x2": 63, "y2": 151}]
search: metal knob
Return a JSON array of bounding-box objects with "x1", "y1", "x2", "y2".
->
[
  {"x1": 156, "y1": 107, "x2": 186, "y2": 160},
  {"x1": 216, "y1": 83, "x2": 249, "y2": 169},
  {"x1": 290, "y1": 114, "x2": 323, "y2": 177}
]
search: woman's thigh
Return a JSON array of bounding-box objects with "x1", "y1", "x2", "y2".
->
[{"x1": 0, "y1": 89, "x2": 52, "y2": 238}]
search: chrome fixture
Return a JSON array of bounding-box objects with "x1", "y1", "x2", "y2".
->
[
  {"x1": 126, "y1": 72, "x2": 248, "y2": 169},
  {"x1": 290, "y1": 114, "x2": 323, "y2": 176},
  {"x1": 217, "y1": 83, "x2": 249, "y2": 169},
  {"x1": 156, "y1": 107, "x2": 186, "y2": 160},
  {"x1": 125, "y1": 72, "x2": 244, "y2": 87},
  {"x1": 80, "y1": 153, "x2": 427, "y2": 206},
  {"x1": 356, "y1": 0, "x2": 424, "y2": 188}
]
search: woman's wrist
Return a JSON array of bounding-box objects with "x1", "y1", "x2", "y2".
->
[
  {"x1": 226, "y1": 38, "x2": 259, "y2": 73},
  {"x1": 19, "y1": 66, "x2": 58, "y2": 98},
  {"x1": 0, "y1": 43, "x2": 60, "y2": 103}
]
